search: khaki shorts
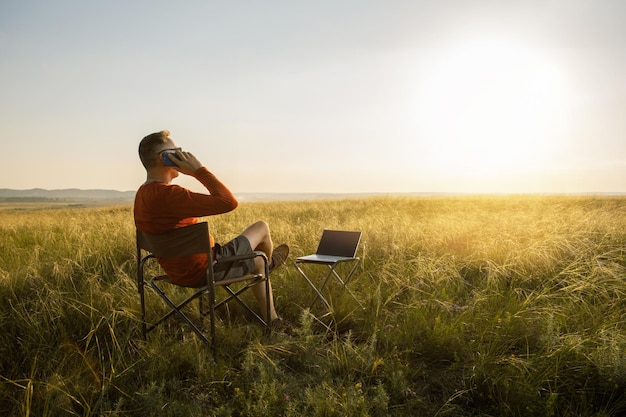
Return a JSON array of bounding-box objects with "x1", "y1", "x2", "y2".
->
[{"x1": 212, "y1": 235, "x2": 257, "y2": 281}]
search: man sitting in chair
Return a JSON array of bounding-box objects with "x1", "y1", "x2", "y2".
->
[{"x1": 134, "y1": 130, "x2": 288, "y2": 325}]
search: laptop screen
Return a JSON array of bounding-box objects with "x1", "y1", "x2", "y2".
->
[{"x1": 316, "y1": 230, "x2": 362, "y2": 257}]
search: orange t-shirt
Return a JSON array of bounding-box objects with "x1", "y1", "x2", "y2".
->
[{"x1": 134, "y1": 167, "x2": 238, "y2": 286}]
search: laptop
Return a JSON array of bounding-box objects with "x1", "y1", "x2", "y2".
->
[{"x1": 296, "y1": 230, "x2": 362, "y2": 264}]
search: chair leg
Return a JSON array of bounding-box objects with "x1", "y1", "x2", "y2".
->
[
  {"x1": 216, "y1": 280, "x2": 269, "y2": 328},
  {"x1": 265, "y1": 277, "x2": 270, "y2": 327},
  {"x1": 265, "y1": 262, "x2": 271, "y2": 327},
  {"x1": 148, "y1": 281, "x2": 211, "y2": 346},
  {"x1": 139, "y1": 281, "x2": 148, "y2": 340},
  {"x1": 208, "y1": 282, "x2": 217, "y2": 360},
  {"x1": 142, "y1": 275, "x2": 268, "y2": 361}
]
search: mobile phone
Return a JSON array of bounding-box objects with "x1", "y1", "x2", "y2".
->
[{"x1": 161, "y1": 152, "x2": 178, "y2": 167}]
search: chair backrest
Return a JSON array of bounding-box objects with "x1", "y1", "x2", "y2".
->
[
  {"x1": 316, "y1": 230, "x2": 362, "y2": 258},
  {"x1": 137, "y1": 222, "x2": 211, "y2": 258}
]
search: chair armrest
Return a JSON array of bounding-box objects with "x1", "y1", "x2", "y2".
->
[{"x1": 215, "y1": 251, "x2": 268, "y2": 265}]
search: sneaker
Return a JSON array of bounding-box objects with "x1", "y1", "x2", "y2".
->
[{"x1": 269, "y1": 244, "x2": 289, "y2": 272}]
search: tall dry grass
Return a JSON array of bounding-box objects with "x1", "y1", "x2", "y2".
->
[{"x1": 0, "y1": 196, "x2": 625, "y2": 416}]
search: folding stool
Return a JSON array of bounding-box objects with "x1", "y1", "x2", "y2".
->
[{"x1": 293, "y1": 230, "x2": 363, "y2": 311}]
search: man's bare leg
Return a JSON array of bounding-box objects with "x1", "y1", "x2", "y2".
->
[
  {"x1": 240, "y1": 221, "x2": 278, "y2": 322},
  {"x1": 251, "y1": 270, "x2": 277, "y2": 322}
]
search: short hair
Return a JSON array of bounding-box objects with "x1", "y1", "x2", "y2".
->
[{"x1": 138, "y1": 130, "x2": 170, "y2": 169}]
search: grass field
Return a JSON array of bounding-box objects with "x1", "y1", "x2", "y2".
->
[{"x1": 1, "y1": 196, "x2": 625, "y2": 416}]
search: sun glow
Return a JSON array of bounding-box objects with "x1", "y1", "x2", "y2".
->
[{"x1": 414, "y1": 37, "x2": 571, "y2": 187}]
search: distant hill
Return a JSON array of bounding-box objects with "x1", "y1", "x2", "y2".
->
[
  {"x1": 0, "y1": 189, "x2": 450, "y2": 205},
  {"x1": 0, "y1": 188, "x2": 136, "y2": 203},
  {"x1": 0, "y1": 189, "x2": 383, "y2": 204}
]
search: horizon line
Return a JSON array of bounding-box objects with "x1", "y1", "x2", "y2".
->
[{"x1": 1, "y1": 188, "x2": 625, "y2": 196}]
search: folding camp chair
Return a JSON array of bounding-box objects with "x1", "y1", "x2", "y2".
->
[
  {"x1": 136, "y1": 222, "x2": 270, "y2": 358},
  {"x1": 294, "y1": 230, "x2": 363, "y2": 312}
]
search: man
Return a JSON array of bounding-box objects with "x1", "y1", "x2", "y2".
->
[{"x1": 134, "y1": 130, "x2": 288, "y2": 325}]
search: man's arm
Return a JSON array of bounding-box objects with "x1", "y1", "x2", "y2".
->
[{"x1": 167, "y1": 150, "x2": 238, "y2": 216}]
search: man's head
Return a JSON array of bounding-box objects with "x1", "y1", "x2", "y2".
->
[{"x1": 138, "y1": 130, "x2": 177, "y2": 169}]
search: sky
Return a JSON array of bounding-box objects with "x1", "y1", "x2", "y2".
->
[{"x1": 1, "y1": 0, "x2": 625, "y2": 194}]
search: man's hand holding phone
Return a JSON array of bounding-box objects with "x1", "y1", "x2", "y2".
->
[{"x1": 162, "y1": 150, "x2": 203, "y2": 176}]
